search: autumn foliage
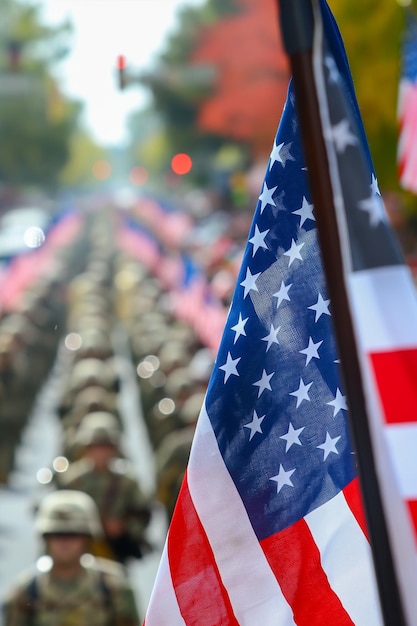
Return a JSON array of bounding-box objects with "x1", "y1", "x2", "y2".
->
[{"x1": 190, "y1": 0, "x2": 290, "y2": 157}]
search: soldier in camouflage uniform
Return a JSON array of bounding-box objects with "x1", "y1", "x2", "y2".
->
[
  {"x1": 2, "y1": 490, "x2": 141, "y2": 625},
  {"x1": 58, "y1": 413, "x2": 152, "y2": 564},
  {"x1": 155, "y1": 391, "x2": 205, "y2": 520}
]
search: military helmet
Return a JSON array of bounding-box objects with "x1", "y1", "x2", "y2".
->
[
  {"x1": 75, "y1": 411, "x2": 120, "y2": 447},
  {"x1": 72, "y1": 386, "x2": 118, "y2": 416},
  {"x1": 36, "y1": 490, "x2": 102, "y2": 537},
  {"x1": 68, "y1": 358, "x2": 111, "y2": 392},
  {"x1": 180, "y1": 391, "x2": 205, "y2": 424},
  {"x1": 164, "y1": 367, "x2": 194, "y2": 397}
]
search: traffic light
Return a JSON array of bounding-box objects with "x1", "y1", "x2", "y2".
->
[
  {"x1": 171, "y1": 153, "x2": 193, "y2": 175},
  {"x1": 116, "y1": 55, "x2": 127, "y2": 90},
  {"x1": 7, "y1": 40, "x2": 22, "y2": 71}
]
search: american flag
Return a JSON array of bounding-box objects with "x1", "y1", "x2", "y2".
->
[
  {"x1": 398, "y1": 10, "x2": 417, "y2": 193},
  {"x1": 144, "y1": 2, "x2": 417, "y2": 624},
  {"x1": 170, "y1": 256, "x2": 227, "y2": 353},
  {"x1": 313, "y1": 3, "x2": 417, "y2": 622}
]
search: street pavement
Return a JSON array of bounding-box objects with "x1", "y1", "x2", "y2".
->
[{"x1": 0, "y1": 324, "x2": 166, "y2": 623}]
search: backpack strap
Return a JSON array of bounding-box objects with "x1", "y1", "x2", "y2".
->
[
  {"x1": 24, "y1": 575, "x2": 39, "y2": 625},
  {"x1": 98, "y1": 570, "x2": 114, "y2": 623},
  {"x1": 22, "y1": 570, "x2": 113, "y2": 624},
  {"x1": 26, "y1": 576, "x2": 39, "y2": 603}
]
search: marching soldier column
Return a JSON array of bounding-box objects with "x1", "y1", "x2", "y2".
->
[{"x1": 0, "y1": 206, "x2": 215, "y2": 624}]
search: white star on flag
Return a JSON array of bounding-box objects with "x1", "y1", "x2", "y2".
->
[
  {"x1": 324, "y1": 54, "x2": 339, "y2": 83},
  {"x1": 258, "y1": 182, "x2": 277, "y2": 213},
  {"x1": 317, "y1": 432, "x2": 341, "y2": 460},
  {"x1": 270, "y1": 464, "x2": 296, "y2": 493},
  {"x1": 284, "y1": 239, "x2": 305, "y2": 267},
  {"x1": 299, "y1": 337, "x2": 323, "y2": 365},
  {"x1": 253, "y1": 369, "x2": 274, "y2": 398},
  {"x1": 370, "y1": 173, "x2": 381, "y2": 197},
  {"x1": 308, "y1": 293, "x2": 331, "y2": 322},
  {"x1": 219, "y1": 352, "x2": 241, "y2": 383},
  {"x1": 249, "y1": 225, "x2": 269, "y2": 256},
  {"x1": 292, "y1": 197, "x2": 315, "y2": 227},
  {"x1": 327, "y1": 388, "x2": 347, "y2": 416},
  {"x1": 262, "y1": 324, "x2": 281, "y2": 352},
  {"x1": 331, "y1": 118, "x2": 358, "y2": 153},
  {"x1": 269, "y1": 141, "x2": 295, "y2": 169},
  {"x1": 358, "y1": 195, "x2": 386, "y2": 227},
  {"x1": 244, "y1": 410, "x2": 265, "y2": 441},
  {"x1": 231, "y1": 313, "x2": 248, "y2": 344},
  {"x1": 290, "y1": 378, "x2": 313, "y2": 408},
  {"x1": 280, "y1": 422, "x2": 305, "y2": 452},
  {"x1": 273, "y1": 280, "x2": 292, "y2": 309},
  {"x1": 240, "y1": 267, "x2": 261, "y2": 298}
]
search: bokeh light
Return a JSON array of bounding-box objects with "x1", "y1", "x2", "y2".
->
[
  {"x1": 130, "y1": 166, "x2": 148, "y2": 185},
  {"x1": 171, "y1": 153, "x2": 192, "y2": 175},
  {"x1": 52, "y1": 456, "x2": 69, "y2": 473},
  {"x1": 64, "y1": 333, "x2": 82, "y2": 351},
  {"x1": 36, "y1": 467, "x2": 53, "y2": 484},
  {"x1": 93, "y1": 159, "x2": 111, "y2": 180},
  {"x1": 158, "y1": 397, "x2": 176, "y2": 415},
  {"x1": 24, "y1": 227, "x2": 45, "y2": 248}
]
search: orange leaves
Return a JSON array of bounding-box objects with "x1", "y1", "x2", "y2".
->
[{"x1": 190, "y1": 0, "x2": 290, "y2": 155}]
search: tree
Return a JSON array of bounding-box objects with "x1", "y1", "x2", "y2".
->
[
  {"x1": 126, "y1": 1, "x2": 245, "y2": 186},
  {"x1": 330, "y1": 0, "x2": 412, "y2": 193},
  {"x1": 127, "y1": 0, "x2": 289, "y2": 191},
  {"x1": 59, "y1": 130, "x2": 108, "y2": 189},
  {"x1": 190, "y1": 0, "x2": 289, "y2": 157},
  {"x1": 0, "y1": 0, "x2": 80, "y2": 189}
]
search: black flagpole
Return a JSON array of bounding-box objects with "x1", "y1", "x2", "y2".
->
[{"x1": 276, "y1": 1, "x2": 406, "y2": 624}]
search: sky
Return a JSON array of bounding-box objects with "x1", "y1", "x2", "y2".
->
[{"x1": 41, "y1": 0, "x2": 205, "y2": 145}]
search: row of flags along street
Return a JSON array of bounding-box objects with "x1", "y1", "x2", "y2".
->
[{"x1": 144, "y1": 1, "x2": 417, "y2": 625}]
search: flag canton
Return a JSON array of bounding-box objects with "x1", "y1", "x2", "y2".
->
[
  {"x1": 322, "y1": 51, "x2": 404, "y2": 271},
  {"x1": 205, "y1": 87, "x2": 356, "y2": 542},
  {"x1": 403, "y1": 13, "x2": 417, "y2": 83}
]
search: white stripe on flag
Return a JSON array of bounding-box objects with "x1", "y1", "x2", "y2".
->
[
  {"x1": 348, "y1": 266, "x2": 417, "y2": 623},
  {"x1": 188, "y1": 404, "x2": 296, "y2": 626},
  {"x1": 144, "y1": 541, "x2": 186, "y2": 626},
  {"x1": 385, "y1": 424, "x2": 417, "y2": 499},
  {"x1": 305, "y1": 491, "x2": 382, "y2": 626},
  {"x1": 348, "y1": 265, "x2": 417, "y2": 351}
]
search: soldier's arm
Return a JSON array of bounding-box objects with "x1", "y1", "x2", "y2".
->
[
  {"x1": 2, "y1": 589, "x2": 33, "y2": 626},
  {"x1": 103, "y1": 570, "x2": 141, "y2": 626},
  {"x1": 126, "y1": 477, "x2": 152, "y2": 530}
]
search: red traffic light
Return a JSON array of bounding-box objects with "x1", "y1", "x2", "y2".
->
[
  {"x1": 171, "y1": 153, "x2": 192, "y2": 176},
  {"x1": 116, "y1": 55, "x2": 127, "y2": 90},
  {"x1": 117, "y1": 55, "x2": 127, "y2": 71}
]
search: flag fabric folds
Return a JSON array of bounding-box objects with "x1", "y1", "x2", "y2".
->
[
  {"x1": 142, "y1": 2, "x2": 416, "y2": 624},
  {"x1": 398, "y1": 10, "x2": 417, "y2": 194},
  {"x1": 312, "y1": 2, "x2": 417, "y2": 622}
]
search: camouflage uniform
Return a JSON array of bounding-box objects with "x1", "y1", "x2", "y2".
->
[
  {"x1": 2, "y1": 490, "x2": 140, "y2": 626},
  {"x1": 59, "y1": 417, "x2": 151, "y2": 564},
  {"x1": 155, "y1": 392, "x2": 205, "y2": 519},
  {"x1": 58, "y1": 358, "x2": 120, "y2": 421},
  {"x1": 0, "y1": 332, "x2": 35, "y2": 482},
  {"x1": 3, "y1": 558, "x2": 140, "y2": 626},
  {"x1": 61, "y1": 388, "x2": 120, "y2": 462}
]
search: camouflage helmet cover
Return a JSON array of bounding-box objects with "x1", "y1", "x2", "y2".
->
[
  {"x1": 75, "y1": 411, "x2": 120, "y2": 447},
  {"x1": 36, "y1": 490, "x2": 102, "y2": 537}
]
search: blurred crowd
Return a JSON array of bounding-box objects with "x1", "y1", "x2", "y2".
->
[{"x1": 0, "y1": 199, "x2": 244, "y2": 623}]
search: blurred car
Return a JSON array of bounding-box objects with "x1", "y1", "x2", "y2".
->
[{"x1": 0, "y1": 206, "x2": 50, "y2": 262}]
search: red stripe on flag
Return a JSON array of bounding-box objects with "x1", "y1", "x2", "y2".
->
[
  {"x1": 343, "y1": 478, "x2": 369, "y2": 541},
  {"x1": 407, "y1": 499, "x2": 417, "y2": 539},
  {"x1": 370, "y1": 348, "x2": 417, "y2": 424},
  {"x1": 167, "y1": 475, "x2": 239, "y2": 626},
  {"x1": 260, "y1": 519, "x2": 354, "y2": 626}
]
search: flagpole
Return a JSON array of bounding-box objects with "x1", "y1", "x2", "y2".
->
[{"x1": 277, "y1": 1, "x2": 406, "y2": 624}]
